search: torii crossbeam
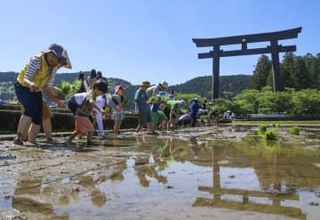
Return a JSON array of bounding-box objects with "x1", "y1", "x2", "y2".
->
[{"x1": 192, "y1": 27, "x2": 302, "y2": 99}]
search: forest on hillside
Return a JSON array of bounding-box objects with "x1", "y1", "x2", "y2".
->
[{"x1": 0, "y1": 52, "x2": 319, "y2": 106}]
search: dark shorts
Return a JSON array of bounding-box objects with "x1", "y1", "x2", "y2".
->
[
  {"x1": 138, "y1": 108, "x2": 152, "y2": 127},
  {"x1": 67, "y1": 96, "x2": 78, "y2": 115},
  {"x1": 14, "y1": 82, "x2": 43, "y2": 125}
]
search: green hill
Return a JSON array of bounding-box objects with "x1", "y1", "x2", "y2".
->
[
  {"x1": 0, "y1": 72, "x2": 134, "y2": 102},
  {"x1": 169, "y1": 75, "x2": 251, "y2": 98},
  {"x1": 0, "y1": 72, "x2": 251, "y2": 105}
]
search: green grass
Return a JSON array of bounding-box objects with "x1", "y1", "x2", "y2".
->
[{"x1": 233, "y1": 120, "x2": 320, "y2": 126}]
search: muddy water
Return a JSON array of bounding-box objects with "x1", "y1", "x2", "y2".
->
[{"x1": 0, "y1": 126, "x2": 320, "y2": 220}]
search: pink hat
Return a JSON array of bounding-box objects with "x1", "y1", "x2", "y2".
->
[{"x1": 114, "y1": 85, "x2": 126, "y2": 93}]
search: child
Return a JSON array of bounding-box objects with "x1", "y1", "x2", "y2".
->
[
  {"x1": 67, "y1": 80, "x2": 108, "y2": 146},
  {"x1": 110, "y1": 85, "x2": 126, "y2": 134},
  {"x1": 94, "y1": 76, "x2": 109, "y2": 138},
  {"x1": 95, "y1": 94, "x2": 108, "y2": 138},
  {"x1": 163, "y1": 100, "x2": 184, "y2": 130},
  {"x1": 13, "y1": 44, "x2": 67, "y2": 145},
  {"x1": 178, "y1": 113, "x2": 192, "y2": 127},
  {"x1": 146, "y1": 80, "x2": 168, "y2": 98},
  {"x1": 134, "y1": 81, "x2": 154, "y2": 133},
  {"x1": 188, "y1": 98, "x2": 200, "y2": 127},
  {"x1": 150, "y1": 95, "x2": 168, "y2": 130}
]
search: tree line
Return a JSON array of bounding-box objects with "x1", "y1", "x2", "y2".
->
[
  {"x1": 251, "y1": 52, "x2": 320, "y2": 90},
  {"x1": 0, "y1": 51, "x2": 319, "y2": 115},
  {"x1": 211, "y1": 87, "x2": 320, "y2": 115}
]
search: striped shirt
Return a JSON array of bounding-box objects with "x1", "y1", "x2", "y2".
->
[
  {"x1": 46, "y1": 67, "x2": 58, "y2": 88},
  {"x1": 24, "y1": 56, "x2": 54, "y2": 88}
]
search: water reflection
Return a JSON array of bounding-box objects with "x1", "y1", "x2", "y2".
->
[
  {"x1": 2, "y1": 128, "x2": 320, "y2": 219},
  {"x1": 192, "y1": 142, "x2": 307, "y2": 220},
  {"x1": 12, "y1": 177, "x2": 69, "y2": 219},
  {"x1": 131, "y1": 135, "x2": 320, "y2": 219}
]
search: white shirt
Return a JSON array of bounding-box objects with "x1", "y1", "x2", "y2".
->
[
  {"x1": 95, "y1": 94, "x2": 112, "y2": 137},
  {"x1": 74, "y1": 92, "x2": 87, "y2": 105}
]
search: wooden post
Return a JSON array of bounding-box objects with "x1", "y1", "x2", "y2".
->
[
  {"x1": 213, "y1": 45, "x2": 220, "y2": 99},
  {"x1": 271, "y1": 40, "x2": 282, "y2": 91}
]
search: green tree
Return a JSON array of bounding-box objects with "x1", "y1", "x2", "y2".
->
[
  {"x1": 211, "y1": 98, "x2": 234, "y2": 113},
  {"x1": 175, "y1": 93, "x2": 204, "y2": 104},
  {"x1": 250, "y1": 55, "x2": 272, "y2": 90},
  {"x1": 257, "y1": 87, "x2": 294, "y2": 114},
  {"x1": 280, "y1": 52, "x2": 295, "y2": 88},
  {"x1": 233, "y1": 89, "x2": 260, "y2": 114},
  {"x1": 291, "y1": 89, "x2": 320, "y2": 114},
  {"x1": 304, "y1": 53, "x2": 320, "y2": 88},
  {"x1": 291, "y1": 56, "x2": 310, "y2": 89}
]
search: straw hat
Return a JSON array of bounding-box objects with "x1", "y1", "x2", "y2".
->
[{"x1": 140, "y1": 81, "x2": 151, "y2": 87}]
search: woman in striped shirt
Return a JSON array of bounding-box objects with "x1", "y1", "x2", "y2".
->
[{"x1": 14, "y1": 44, "x2": 68, "y2": 145}]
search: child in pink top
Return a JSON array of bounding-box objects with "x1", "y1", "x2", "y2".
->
[{"x1": 110, "y1": 85, "x2": 126, "y2": 134}]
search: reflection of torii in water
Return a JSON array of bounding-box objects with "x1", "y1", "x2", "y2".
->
[{"x1": 192, "y1": 146, "x2": 306, "y2": 220}]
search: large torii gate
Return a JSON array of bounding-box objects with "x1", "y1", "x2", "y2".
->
[{"x1": 192, "y1": 27, "x2": 302, "y2": 99}]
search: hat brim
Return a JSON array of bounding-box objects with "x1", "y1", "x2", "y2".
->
[
  {"x1": 115, "y1": 87, "x2": 126, "y2": 93},
  {"x1": 46, "y1": 49, "x2": 67, "y2": 65},
  {"x1": 62, "y1": 50, "x2": 72, "y2": 69},
  {"x1": 160, "y1": 84, "x2": 168, "y2": 89}
]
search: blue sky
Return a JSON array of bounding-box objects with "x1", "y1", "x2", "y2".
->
[{"x1": 0, "y1": 0, "x2": 319, "y2": 85}]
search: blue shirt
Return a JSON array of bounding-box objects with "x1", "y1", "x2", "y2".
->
[
  {"x1": 134, "y1": 88, "x2": 148, "y2": 112},
  {"x1": 189, "y1": 101, "x2": 199, "y2": 117},
  {"x1": 151, "y1": 103, "x2": 160, "y2": 112}
]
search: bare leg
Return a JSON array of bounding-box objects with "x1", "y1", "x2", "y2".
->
[
  {"x1": 114, "y1": 120, "x2": 122, "y2": 134},
  {"x1": 87, "y1": 132, "x2": 93, "y2": 145},
  {"x1": 161, "y1": 121, "x2": 167, "y2": 130},
  {"x1": 14, "y1": 115, "x2": 32, "y2": 144},
  {"x1": 42, "y1": 118, "x2": 52, "y2": 141},
  {"x1": 136, "y1": 125, "x2": 142, "y2": 133},
  {"x1": 118, "y1": 121, "x2": 122, "y2": 133},
  {"x1": 147, "y1": 122, "x2": 153, "y2": 133},
  {"x1": 28, "y1": 123, "x2": 41, "y2": 143},
  {"x1": 169, "y1": 113, "x2": 176, "y2": 130},
  {"x1": 68, "y1": 131, "x2": 78, "y2": 144},
  {"x1": 113, "y1": 121, "x2": 118, "y2": 134},
  {"x1": 22, "y1": 119, "x2": 32, "y2": 142}
]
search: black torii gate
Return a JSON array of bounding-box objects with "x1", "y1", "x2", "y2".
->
[{"x1": 192, "y1": 27, "x2": 302, "y2": 99}]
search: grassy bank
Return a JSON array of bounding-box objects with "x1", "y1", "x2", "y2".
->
[{"x1": 232, "y1": 120, "x2": 320, "y2": 127}]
